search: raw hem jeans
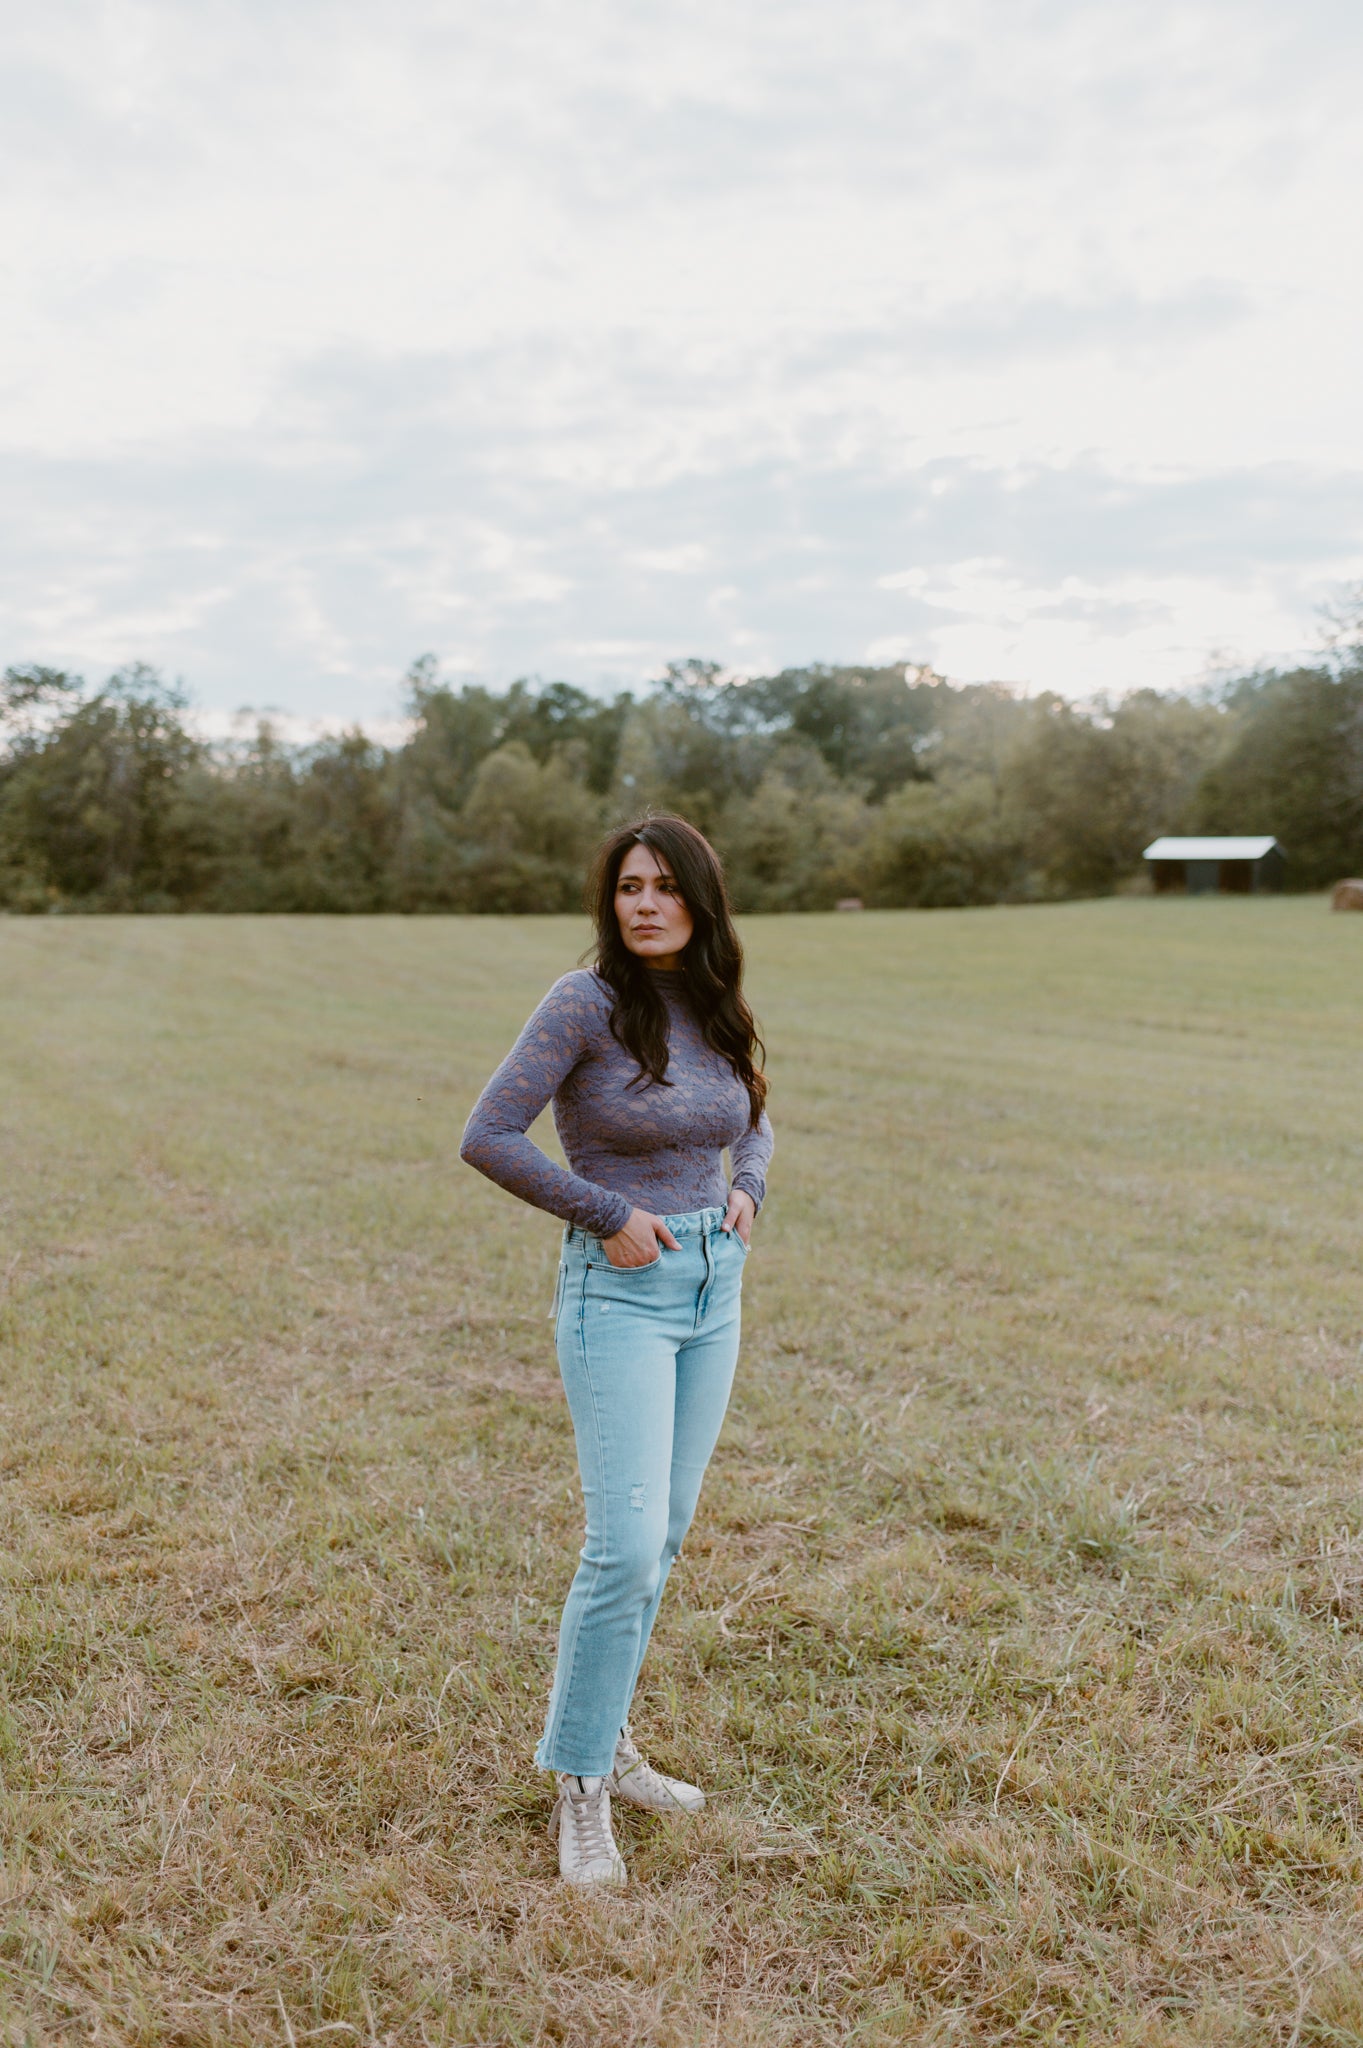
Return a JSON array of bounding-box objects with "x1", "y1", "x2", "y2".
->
[{"x1": 535, "y1": 1206, "x2": 745, "y2": 1777}]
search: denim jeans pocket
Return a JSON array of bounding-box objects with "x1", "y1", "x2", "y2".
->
[{"x1": 588, "y1": 1250, "x2": 662, "y2": 1276}]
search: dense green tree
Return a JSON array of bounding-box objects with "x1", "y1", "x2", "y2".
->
[
  {"x1": 166, "y1": 727, "x2": 311, "y2": 912},
  {"x1": 0, "y1": 666, "x2": 205, "y2": 909},
  {"x1": 920, "y1": 682, "x2": 1032, "y2": 794},
  {"x1": 610, "y1": 692, "x2": 761, "y2": 834},
  {"x1": 401, "y1": 665, "x2": 505, "y2": 816},
  {"x1": 1193, "y1": 665, "x2": 1363, "y2": 886},
  {"x1": 453, "y1": 742, "x2": 604, "y2": 911},
  {"x1": 498, "y1": 679, "x2": 633, "y2": 794},
  {"x1": 713, "y1": 743, "x2": 868, "y2": 911},
  {"x1": 287, "y1": 731, "x2": 398, "y2": 910},
  {"x1": 1005, "y1": 689, "x2": 1223, "y2": 896},
  {"x1": 401, "y1": 662, "x2": 631, "y2": 811},
  {"x1": 741, "y1": 663, "x2": 948, "y2": 798},
  {"x1": 862, "y1": 775, "x2": 1029, "y2": 907}
]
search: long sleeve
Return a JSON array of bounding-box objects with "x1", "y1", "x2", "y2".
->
[
  {"x1": 729, "y1": 1109, "x2": 774, "y2": 1213},
  {"x1": 459, "y1": 977, "x2": 634, "y2": 1238}
]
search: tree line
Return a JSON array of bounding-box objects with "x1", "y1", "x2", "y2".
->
[{"x1": 1, "y1": 647, "x2": 1360, "y2": 914}]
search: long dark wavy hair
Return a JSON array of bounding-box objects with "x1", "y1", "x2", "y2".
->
[{"x1": 585, "y1": 814, "x2": 768, "y2": 1129}]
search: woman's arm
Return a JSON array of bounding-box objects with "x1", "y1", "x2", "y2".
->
[
  {"x1": 728, "y1": 1109, "x2": 774, "y2": 1217},
  {"x1": 459, "y1": 976, "x2": 633, "y2": 1238}
]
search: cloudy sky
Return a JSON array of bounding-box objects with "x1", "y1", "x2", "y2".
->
[{"x1": 5, "y1": 0, "x2": 1362, "y2": 726}]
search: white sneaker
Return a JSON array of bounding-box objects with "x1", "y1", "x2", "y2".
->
[
  {"x1": 549, "y1": 1774, "x2": 627, "y2": 1887},
  {"x1": 607, "y1": 1725, "x2": 706, "y2": 1814}
]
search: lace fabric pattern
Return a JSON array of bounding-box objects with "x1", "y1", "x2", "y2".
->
[{"x1": 460, "y1": 969, "x2": 774, "y2": 1238}]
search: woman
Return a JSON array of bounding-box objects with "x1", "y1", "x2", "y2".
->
[{"x1": 459, "y1": 814, "x2": 773, "y2": 1888}]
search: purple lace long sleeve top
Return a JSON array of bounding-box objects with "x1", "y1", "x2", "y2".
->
[{"x1": 459, "y1": 967, "x2": 774, "y2": 1238}]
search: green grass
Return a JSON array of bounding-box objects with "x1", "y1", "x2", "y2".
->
[{"x1": 1, "y1": 900, "x2": 1361, "y2": 2046}]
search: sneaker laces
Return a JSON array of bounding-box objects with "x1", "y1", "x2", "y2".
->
[
  {"x1": 612, "y1": 1727, "x2": 693, "y2": 1808},
  {"x1": 563, "y1": 1776, "x2": 614, "y2": 1862}
]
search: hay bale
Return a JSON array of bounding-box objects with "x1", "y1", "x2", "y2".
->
[
  {"x1": 1331, "y1": 879, "x2": 1363, "y2": 912},
  {"x1": 835, "y1": 896, "x2": 865, "y2": 912}
]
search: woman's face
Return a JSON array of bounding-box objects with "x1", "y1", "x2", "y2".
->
[{"x1": 615, "y1": 842, "x2": 694, "y2": 969}]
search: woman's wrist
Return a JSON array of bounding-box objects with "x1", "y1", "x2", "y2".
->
[{"x1": 587, "y1": 1192, "x2": 634, "y2": 1239}]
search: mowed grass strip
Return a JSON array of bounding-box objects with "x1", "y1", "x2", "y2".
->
[{"x1": 0, "y1": 902, "x2": 1360, "y2": 2046}]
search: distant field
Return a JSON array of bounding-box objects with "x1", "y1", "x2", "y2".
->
[{"x1": 1, "y1": 901, "x2": 1361, "y2": 2046}]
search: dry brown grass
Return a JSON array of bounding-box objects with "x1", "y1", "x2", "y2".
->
[{"x1": 1, "y1": 902, "x2": 1361, "y2": 2045}]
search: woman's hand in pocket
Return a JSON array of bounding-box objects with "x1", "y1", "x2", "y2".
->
[
  {"x1": 721, "y1": 1188, "x2": 756, "y2": 1246},
  {"x1": 602, "y1": 1209, "x2": 681, "y2": 1268}
]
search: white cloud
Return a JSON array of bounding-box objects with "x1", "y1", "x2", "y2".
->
[{"x1": 1, "y1": 0, "x2": 1361, "y2": 716}]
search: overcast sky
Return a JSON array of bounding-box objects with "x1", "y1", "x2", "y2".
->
[{"x1": 4, "y1": 0, "x2": 1362, "y2": 727}]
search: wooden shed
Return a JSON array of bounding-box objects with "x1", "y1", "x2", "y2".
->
[{"x1": 1143, "y1": 836, "x2": 1285, "y2": 895}]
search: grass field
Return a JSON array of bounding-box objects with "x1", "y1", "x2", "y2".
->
[{"x1": 1, "y1": 900, "x2": 1361, "y2": 2046}]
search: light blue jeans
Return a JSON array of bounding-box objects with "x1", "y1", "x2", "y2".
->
[{"x1": 535, "y1": 1207, "x2": 746, "y2": 1777}]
